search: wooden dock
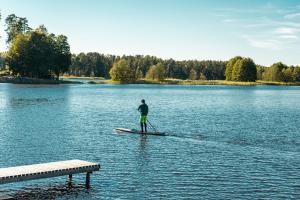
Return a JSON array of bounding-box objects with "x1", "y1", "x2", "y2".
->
[{"x1": 0, "y1": 160, "x2": 100, "y2": 188}]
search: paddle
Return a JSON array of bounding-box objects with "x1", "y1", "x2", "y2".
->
[{"x1": 146, "y1": 119, "x2": 158, "y2": 133}]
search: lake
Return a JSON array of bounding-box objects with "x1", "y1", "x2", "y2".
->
[{"x1": 0, "y1": 83, "x2": 300, "y2": 199}]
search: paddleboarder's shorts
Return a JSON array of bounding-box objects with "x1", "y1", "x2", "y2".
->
[{"x1": 140, "y1": 115, "x2": 147, "y2": 124}]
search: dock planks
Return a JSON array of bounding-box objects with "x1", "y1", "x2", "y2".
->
[{"x1": 0, "y1": 160, "x2": 100, "y2": 187}]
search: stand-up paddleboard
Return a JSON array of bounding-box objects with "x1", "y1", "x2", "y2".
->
[{"x1": 114, "y1": 128, "x2": 166, "y2": 136}]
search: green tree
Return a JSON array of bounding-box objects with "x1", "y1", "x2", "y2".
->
[
  {"x1": 232, "y1": 58, "x2": 257, "y2": 82},
  {"x1": 36, "y1": 24, "x2": 48, "y2": 34},
  {"x1": 146, "y1": 63, "x2": 165, "y2": 81},
  {"x1": 165, "y1": 59, "x2": 176, "y2": 78},
  {"x1": 51, "y1": 34, "x2": 71, "y2": 80},
  {"x1": 68, "y1": 54, "x2": 227, "y2": 80},
  {"x1": 225, "y1": 56, "x2": 242, "y2": 81},
  {"x1": 263, "y1": 62, "x2": 287, "y2": 82},
  {"x1": 69, "y1": 52, "x2": 114, "y2": 78},
  {"x1": 5, "y1": 14, "x2": 31, "y2": 44},
  {"x1": 135, "y1": 68, "x2": 143, "y2": 79},
  {"x1": 282, "y1": 67, "x2": 294, "y2": 82},
  {"x1": 6, "y1": 28, "x2": 71, "y2": 79},
  {"x1": 199, "y1": 73, "x2": 207, "y2": 80},
  {"x1": 6, "y1": 33, "x2": 31, "y2": 76},
  {"x1": 109, "y1": 59, "x2": 135, "y2": 83},
  {"x1": 256, "y1": 65, "x2": 265, "y2": 80},
  {"x1": 6, "y1": 31, "x2": 53, "y2": 78},
  {"x1": 293, "y1": 67, "x2": 300, "y2": 82},
  {"x1": 189, "y1": 68, "x2": 197, "y2": 80}
]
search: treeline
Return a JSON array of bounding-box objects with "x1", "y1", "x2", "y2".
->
[
  {"x1": 258, "y1": 62, "x2": 300, "y2": 82},
  {"x1": 225, "y1": 56, "x2": 300, "y2": 82},
  {"x1": 1, "y1": 14, "x2": 71, "y2": 80},
  {"x1": 69, "y1": 53, "x2": 227, "y2": 80},
  {"x1": 70, "y1": 53, "x2": 117, "y2": 78},
  {"x1": 69, "y1": 53, "x2": 300, "y2": 83},
  {"x1": 1, "y1": 13, "x2": 299, "y2": 83}
]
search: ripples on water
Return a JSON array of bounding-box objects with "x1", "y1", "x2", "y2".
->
[
  {"x1": 9, "y1": 97, "x2": 65, "y2": 107},
  {"x1": 0, "y1": 84, "x2": 299, "y2": 199}
]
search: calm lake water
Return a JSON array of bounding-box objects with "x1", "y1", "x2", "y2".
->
[{"x1": 0, "y1": 83, "x2": 300, "y2": 199}]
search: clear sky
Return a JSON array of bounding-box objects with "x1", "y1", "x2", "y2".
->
[{"x1": 0, "y1": 0, "x2": 299, "y2": 66}]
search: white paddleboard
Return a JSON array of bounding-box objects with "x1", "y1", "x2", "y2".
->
[{"x1": 114, "y1": 128, "x2": 166, "y2": 136}]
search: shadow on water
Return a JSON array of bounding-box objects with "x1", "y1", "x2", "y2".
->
[
  {"x1": 139, "y1": 134, "x2": 147, "y2": 153},
  {"x1": 5, "y1": 183, "x2": 93, "y2": 200}
]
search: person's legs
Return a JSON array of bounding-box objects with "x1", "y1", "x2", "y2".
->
[
  {"x1": 144, "y1": 123, "x2": 147, "y2": 133},
  {"x1": 140, "y1": 123, "x2": 144, "y2": 132},
  {"x1": 140, "y1": 115, "x2": 145, "y2": 132},
  {"x1": 143, "y1": 115, "x2": 147, "y2": 133},
  {"x1": 140, "y1": 115, "x2": 147, "y2": 133}
]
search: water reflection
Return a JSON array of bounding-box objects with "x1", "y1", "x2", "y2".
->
[
  {"x1": 0, "y1": 84, "x2": 300, "y2": 199},
  {"x1": 9, "y1": 97, "x2": 65, "y2": 107},
  {"x1": 139, "y1": 134, "x2": 147, "y2": 153},
  {"x1": 0, "y1": 84, "x2": 73, "y2": 167},
  {"x1": 9, "y1": 184, "x2": 91, "y2": 200}
]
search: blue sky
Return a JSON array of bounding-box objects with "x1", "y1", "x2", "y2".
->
[{"x1": 0, "y1": 0, "x2": 300, "y2": 66}]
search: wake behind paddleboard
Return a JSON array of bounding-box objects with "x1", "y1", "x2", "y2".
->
[{"x1": 114, "y1": 128, "x2": 166, "y2": 136}]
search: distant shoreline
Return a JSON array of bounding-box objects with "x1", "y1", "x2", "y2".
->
[
  {"x1": 1, "y1": 75, "x2": 299, "y2": 86},
  {"x1": 61, "y1": 76, "x2": 300, "y2": 86},
  {"x1": 0, "y1": 76, "x2": 82, "y2": 84}
]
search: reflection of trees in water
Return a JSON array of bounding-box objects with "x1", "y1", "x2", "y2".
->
[
  {"x1": 9, "y1": 97, "x2": 65, "y2": 107},
  {"x1": 3, "y1": 85, "x2": 71, "y2": 108}
]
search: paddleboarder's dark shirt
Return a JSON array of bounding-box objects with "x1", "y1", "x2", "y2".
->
[{"x1": 138, "y1": 104, "x2": 148, "y2": 115}]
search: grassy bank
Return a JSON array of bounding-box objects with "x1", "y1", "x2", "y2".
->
[
  {"x1": 60, "y1": 76, "x2": 300, "y2": 86},
  {"x1": 256, "y1": 80, "x2": 300, "y2": 86},
  {"x1": 61, "y1": 75, "x2": 106, "y2": 80},
  {"x1": 92, "y1": 79, "x2": 300, "y2": 86}
]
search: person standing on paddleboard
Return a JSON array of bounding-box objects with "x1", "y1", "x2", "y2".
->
[{"x1": 138, "y1": 99, "x2": 148, "y2": 133}]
